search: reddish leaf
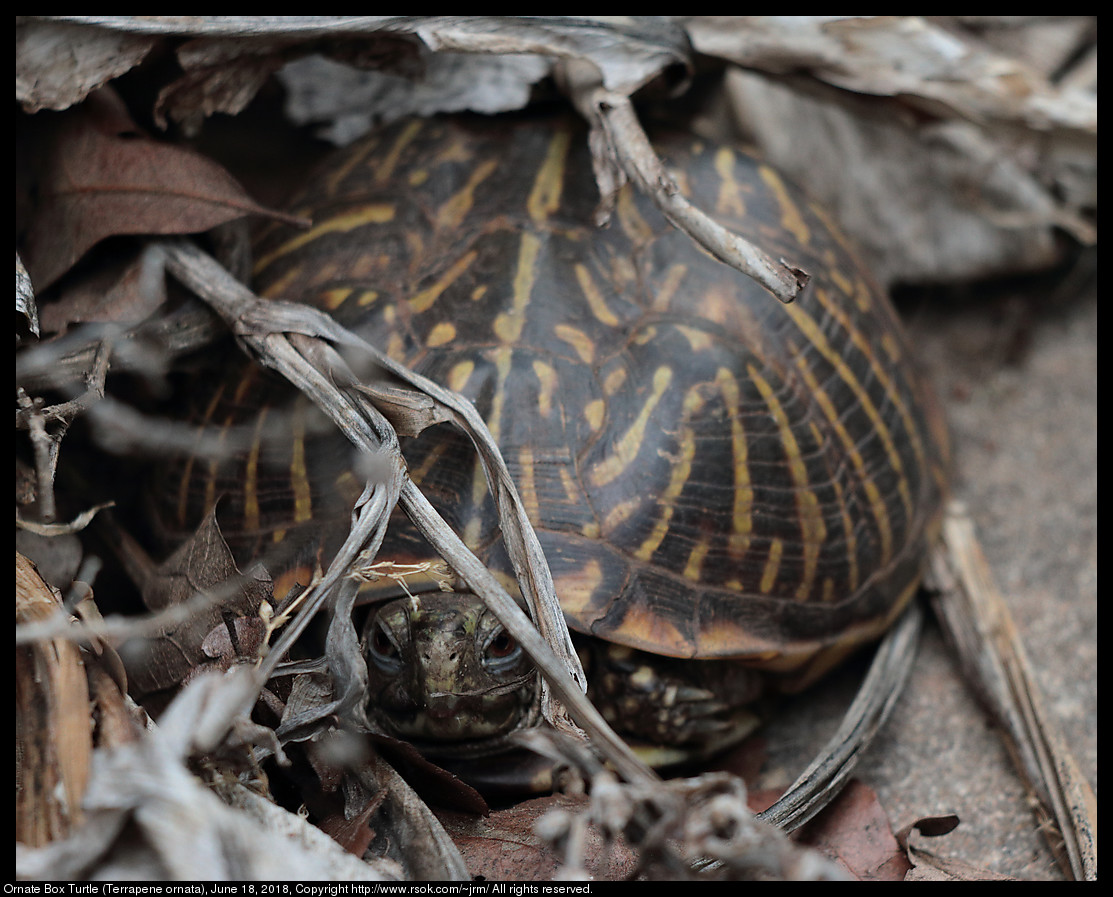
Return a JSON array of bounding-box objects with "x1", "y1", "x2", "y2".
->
[
  {"x1": 794, "y1": 779, "x2": 912, "y2": 881},
  {"x1": 318, "y1": 791, "x2": 385, "y2": 858},
  {"x1": 22, "y1": 88, "x2": 305, "y2": 290},
  {"x1": 438, "y1": 793, "x2": 639, "y2": 881},
  {"x1": 38, "y1": 250, "x2": 165, "y2": 335}
]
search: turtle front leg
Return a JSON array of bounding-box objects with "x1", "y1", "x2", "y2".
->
[{"x1": 580, "y1": 641, "x2": 767, "y2": 765}]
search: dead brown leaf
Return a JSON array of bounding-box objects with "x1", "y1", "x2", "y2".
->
[
  {"x1": 438, "y1": 793, "x2": 639, "y2": 881},
  {"x1": 897, "y1": 816, "x2": 1019, "y2": 881},
  {"x1": 318, "y1": 789, "x2": 385, "y2": 858},
  {"x1": 793, "y1": 779, "x2": 911, "y2": 881},
  {"x1": 37, "y1": 249, "x2": 166, "y2": 336},
  {"x1": 21, "y1": 88, "x2": 305, "y2": 291},
  {"x1": 117, "y1": 506, "x2": 271, "y2": 699}
]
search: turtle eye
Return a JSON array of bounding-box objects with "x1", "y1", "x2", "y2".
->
[
  {"x1": 367, "y1": 619, "x2": 403, "y2": 674},
  {"x1": 482, "y1": 627, "x2": 523, "y2": 672}
]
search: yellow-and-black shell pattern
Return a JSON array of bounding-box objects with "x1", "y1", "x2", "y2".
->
[{"x1": 163, "y1": 112, "x2": 949, "y2": 682}]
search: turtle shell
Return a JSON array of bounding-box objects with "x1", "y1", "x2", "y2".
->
[{"x1": 170, "y1": 111, "x2": 949, "y2": 683}]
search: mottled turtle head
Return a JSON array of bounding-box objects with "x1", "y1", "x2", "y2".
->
[{"x1": 362, "y1": 593, "x2": 540, "y2": 755}]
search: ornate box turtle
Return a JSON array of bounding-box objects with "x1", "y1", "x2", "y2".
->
[{"x1": 159, "y1": 111, "x2": 949, "y2": 764}]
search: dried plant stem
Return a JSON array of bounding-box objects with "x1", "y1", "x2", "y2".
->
[
  {"x1": 559, "y1": 59, "x2": 809, "y2": 305},
  {"x1": 758, "y1": 602, "x2": 924, "y2": 833},
  {"x1": 930, "y1": 503, "x2": 1097, "y2": 881}
]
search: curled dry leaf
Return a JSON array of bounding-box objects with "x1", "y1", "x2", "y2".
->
[
  {"x1": 21, "y1": 89, "x2": 306, "y2": 291},
  {"x1": 16, "y1": 252, "x2": 39, "y2": 337},
  {"x1": 25, "y1": 16, "x2": 692, "y2": 129},
  {"x1": 16, "y1": 671, "x2": 402, "y2": 881},
  {"x1": 897, "y1": 816, "x2": 1018, "y2": 881},
  {"x1": 682, "y1": 16, "x2": 1096, "y2": 133},
  {"x1": 679, "y1": 16, "x2": 1096, "y2": 286},
  {"x1": 16, "y1": 18, "x2": 156, "y2": 113},
  {"x1": 36, "y1": 246, "x2": 168, "y2": 336},
  {"x1": 15, "y1": 552, "x2": 93, "y2": 847},
  {"x1": 117, "y1": 507, "x2": 271, "y2": 699}
]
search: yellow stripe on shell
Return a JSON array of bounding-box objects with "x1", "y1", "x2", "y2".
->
[
  {"x1": 492, "y1": 232, "x2": 541, "y2": 344},
  {"x1": 316, "y1": 119, "x2": 420, "y2": 198},
  {"x1": 602, "y1": 367, "x2": 626, "y2": 396},
  {"x1": 290, "y1": 408, "x2": 312, "y2": 524},
  {"x1": 252, "y1": 204, "x2": 396, "y2": 277},
  {"x1": 574, "y1": 264, "x2": 620, "y2": 327},
  {"x1": 554, "y1": 324, "x2": 595, "y2": 364},
  {"x1": 714, "y1": 367, "x2": 753, "y2": 559},
  {"x1": 532, "y1": 359, "x2": 558, "y2": 418},
  {"x1": 590, "y1": 366, "x2": 673, "y2": 488},
  {"x1": 749, "y1": 364, "x2": 827, "y2": 600},
  {"x1": 714, "y1": 147, "x2": 747, "y2": 218},
  {"x1": 243, "y1": 406, "x2": 269, "y2": 533},
  {"x1": 796, "y1": 286, "x2": 920, "y2": 529},
  {"x1": 318, "y1": 287, "x2": 353, "y2": 311},
  {"x1": 633, "y1": 385, "x2": 703, "y2": 562},
  {"x1": 447, "y1": 360, "x2": 475, "y2": 393},
  {"x1": 518, "y1": 446, "x2": 540, "y2": 522},
  {"x1": 601, "y1": 497, "x2": 643, "y2": 535},
  {"x1": 783, "y1": 295, "x2": 907, "y2": 562},
  {"x1": 469, "y1": 346, "x2": 513, "y2": 511},
  {"x1": 436, "y1": 158, "x2": 498, "y2": 232},
  {"x1": 791, "y1": 345, "x2": 872, "y2": 590},
  {"x1": 614, "y1": 185, "x2": 655, "y2": 245},
  {"x1": 758, "y1": 165, "x2": 810, "y2": 247},
  {"x1": 426, "y1": 321, "x2": 456, "y2": 347},
  {"x1": 583, "y1": 398, "x2": 605, "y2": 432},
  {"x1": 527, "y1": 127, "x2": 572, "y2": 223},
  {"x1": 372, "y1": 118, "x2": 424, "y2": 186},
  {"x1": 683, "y1": 538, "x2": 711, "y2": 582},
  {"x1": 409, "y1": 250, "x2": 478, "y2": 314},
  {"x1": 177, "y1": 382, "x2": 227, "y2": 526},
  {"x1": 760, "y1": 537, "x2": 784, "y2": 595},
  {"x1": 650, "y1": 263, "x2": 688, "y2": 312},
  {"x1": 551, "y1": 557, "x2": 604, "y2": 622}
]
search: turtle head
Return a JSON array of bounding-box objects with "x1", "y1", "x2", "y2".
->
[{"x1": 362, "y1": 592, "x2": 540, "y2": 755}]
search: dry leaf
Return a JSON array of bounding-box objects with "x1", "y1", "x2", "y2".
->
[
  {"x1": 439, "y1": 793, "x2": 639, "y2": 881},
  {"x1": 318, "y1": 792, "x2": 383, "y2": 858},
  {"x1": 793, "y1": 779, "x2": 911, "y2": 881},
  {"x1": 37, "y1": 248, "x2": 167, "y2": 336},
  {"x1": 21, "y1": 88, "x2": 304, "y2": 291},
  {"x1": 15, "y1": 553, "x2": 93, "y2": 846},
  {"x1": 117, "y1": 507, "x2": 271, "y2": 698},
  {"x1": 16, "y1": 18, "x2": 156, "y2": 113},
  {"x1": 897, "y1": 816, "x2": 1018, "y2": 881}
]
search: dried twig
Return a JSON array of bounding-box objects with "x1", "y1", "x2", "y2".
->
[
  {"x1": 15, "y1": 304, "x2": 223, "y2": 396},
  {"x1": 758, "y1": 602, "x2": 924, "y2": 833},
  {"x1": 16, "y1": 501, "x2": 115, "y2": 538},
  {"x1": 523, "y1": 729, "x2": 849, "y2": 880},
  {"x1": 559, "y1": 58, "x2": 810, "y2": 304},
  {"x1": 929, "y1": 503, "x2": 1097, "y2": 881}
]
